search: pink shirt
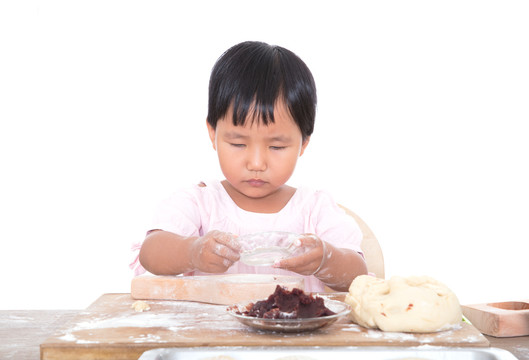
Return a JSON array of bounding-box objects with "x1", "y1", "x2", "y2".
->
[{"x1": 131, "y1": 180, "x2": 363, "y2": 292}]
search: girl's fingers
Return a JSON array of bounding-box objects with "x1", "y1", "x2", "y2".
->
[
  {"x1": 273, "y1": 251, "x2": 321, "y2": 274},
  {"x1": 215, "y1": 232, "x2": 242, "y2": 252},
  {"x1": 212, "y1": 243, "x2": 240, "y2": 262},
  {"x1": 273, "y1": 235, "x2": 326, "y2": 275}
]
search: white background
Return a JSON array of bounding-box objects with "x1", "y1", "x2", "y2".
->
[{"x1": 1, "y1": 1, "x2": 527, "y2": 310}]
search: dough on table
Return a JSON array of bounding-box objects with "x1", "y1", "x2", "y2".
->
[
  {"x1": 131, "y1": 300, "x2": 151, "y2": 312},
  {"x1": 345, "y1": 275, "x2": 462, "y2": 333}
]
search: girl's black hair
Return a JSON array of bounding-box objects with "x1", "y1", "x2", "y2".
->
[{"x1": 207, "y1": 41, "x2": 317, "y2": 141}]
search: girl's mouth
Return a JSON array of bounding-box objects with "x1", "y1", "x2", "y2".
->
[{"x1": 247, "y1": 179, "x2": 266, "y2": 187}]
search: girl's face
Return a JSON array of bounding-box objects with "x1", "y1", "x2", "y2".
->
[{"x1": 207, "y1": 101, "x2": 309, "y2": 208}]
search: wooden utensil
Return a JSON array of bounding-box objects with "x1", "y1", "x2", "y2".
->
[
  {"x1": 462, "y1": 300, "x2": 529, "y2": 337},
  {"x1": 131, "y1": 274, "x2": 304, "y2": 305}
]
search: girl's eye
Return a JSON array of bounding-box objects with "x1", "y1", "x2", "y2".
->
[
  {"x1": 230, "y1": 143, "x2": 245, "y2": 148},
  {"x1": 270, "y1": 146, "x2": 286, "y2": 150}
]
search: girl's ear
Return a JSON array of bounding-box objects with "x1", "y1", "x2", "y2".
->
[
  {"x1": 299, "y1": 136, "x2": 310, "y2": 156},
  {"x1": 206, "y1": 120, "x2": 217, "y2": 151}
]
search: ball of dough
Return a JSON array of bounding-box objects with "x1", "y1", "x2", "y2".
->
[
  {"x1": 345, "y1": 275, "x2": 462, "y2": 333},
  {"x1": 131, "y1": 300, "x2": 150, "y2": 312}
]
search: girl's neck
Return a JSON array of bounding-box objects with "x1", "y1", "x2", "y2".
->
[{"x1": 221, "y1": 180, "x2": 296, "y2": 214}]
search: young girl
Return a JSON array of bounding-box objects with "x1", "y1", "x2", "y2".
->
[{"x1": 133, "y1": 41, "x2": 367, "y2": 292}]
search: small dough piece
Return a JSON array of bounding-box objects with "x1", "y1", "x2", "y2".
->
[
  {"x1": 345, "y1": 275, "x2": 462, "y2": 333},
  {"x1": 131, "y1": 300, "x2": 151, "y2": 312}
]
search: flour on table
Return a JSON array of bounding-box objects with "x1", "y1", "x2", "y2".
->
[{"x1": 345, "y1": 275, "x2": 462, "y2": 333}]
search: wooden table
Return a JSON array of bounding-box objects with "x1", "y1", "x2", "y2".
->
[
  {"x1": 0, "y1": 309, "x2": 78, "y2": 359},
  {"x1": 1, "y1": 302, "x2": 528, "y2": 359}
]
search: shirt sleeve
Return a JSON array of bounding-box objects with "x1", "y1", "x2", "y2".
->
[
  {"x1": 309, "y1": 190, "x2": 364, "y2": 255},
  {"x1": 149, "y1": 186, "x2": 202, "y2": 237}
]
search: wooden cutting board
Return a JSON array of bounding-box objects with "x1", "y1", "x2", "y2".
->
[
  {"x1": 131, "y1": 274, "x2": 304, "y2": 305},
  {"x1": 41, "y1": 293, "x2": 489, "y2": 360}
]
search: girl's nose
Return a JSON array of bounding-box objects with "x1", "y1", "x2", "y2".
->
[{"x1": 247, "y1": 147, "x2": 267, "y2": 172}]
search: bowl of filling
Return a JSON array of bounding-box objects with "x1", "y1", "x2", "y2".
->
[{"x1": 227, "y1": 285, "x2": 351, "y2": 332}]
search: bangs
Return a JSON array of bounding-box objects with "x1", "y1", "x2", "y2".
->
[{"x1": 231, "y1": 93, "x2": 284, "y2": 128}]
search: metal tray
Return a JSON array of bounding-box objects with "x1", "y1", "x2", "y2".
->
[{"x1": 138, "y1": 346, "x2": 519, "y2": 360}]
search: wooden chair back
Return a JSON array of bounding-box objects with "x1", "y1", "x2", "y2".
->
[{"x1": 339, "y1": 205, "x2": 385, "y2": 279}]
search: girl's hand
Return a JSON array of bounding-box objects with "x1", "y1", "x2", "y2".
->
[
  {"x1": 189, "y1": 230, "x2": 241, "y2": 273},
  {"x1": 272, "y1": 234, "x2": 327, "y2": 276}
]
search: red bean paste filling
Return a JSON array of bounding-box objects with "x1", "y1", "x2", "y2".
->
[{"x1": 241, "y1": 285, "x2": 335, "y2": 319}]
